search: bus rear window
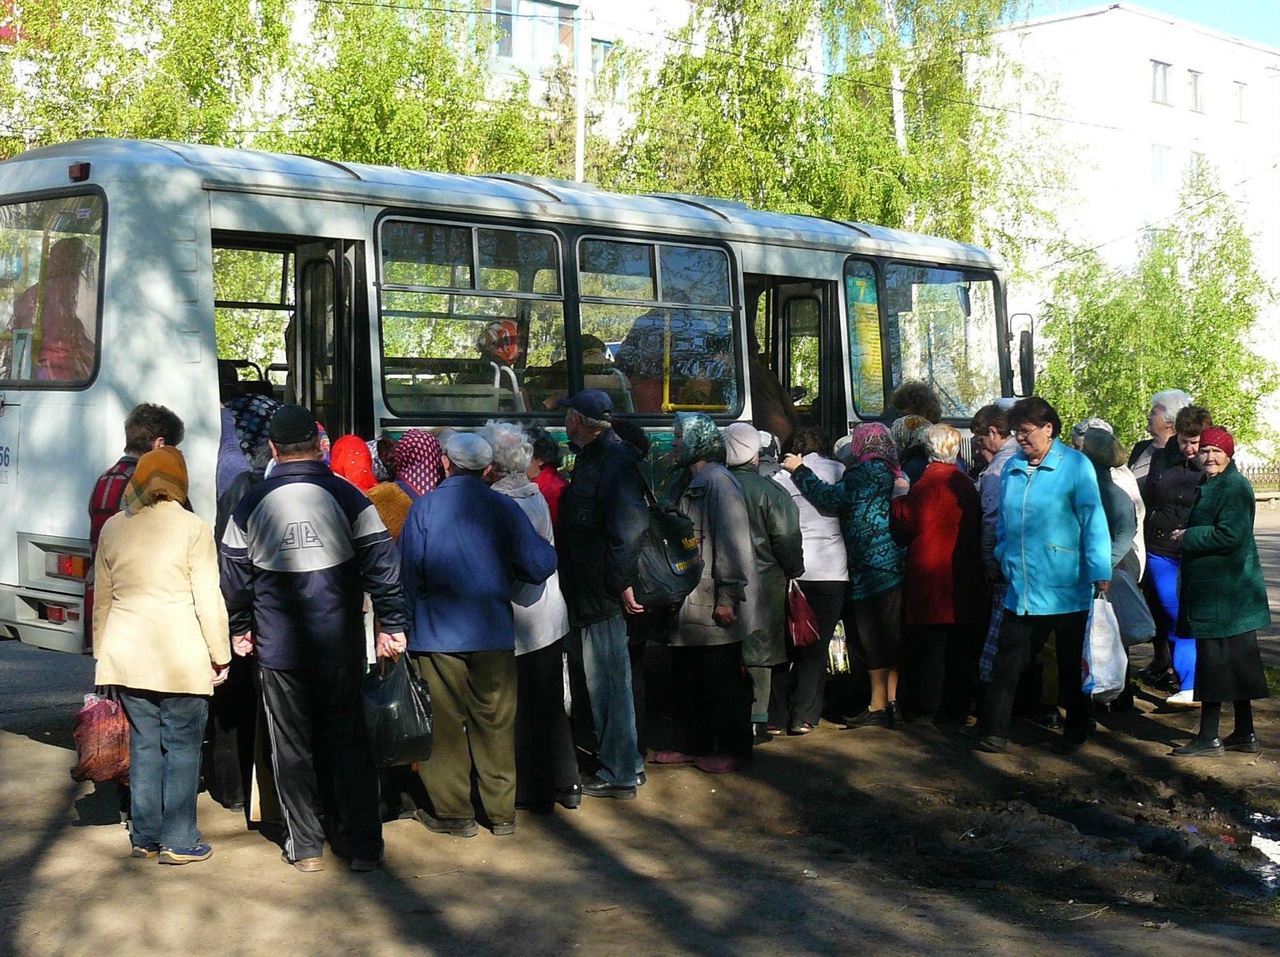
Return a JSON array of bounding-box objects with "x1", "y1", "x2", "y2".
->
[{"x1": 0, "y1": 195, "x2": 103, "y2": 387}]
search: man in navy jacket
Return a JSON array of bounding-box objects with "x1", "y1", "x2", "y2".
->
[
  {"x1": 399, "y1": 431, "x2": 557, "y2": 838},
  {"x1": 221, "y1": 405, "x2": 408, "y2": 873}
]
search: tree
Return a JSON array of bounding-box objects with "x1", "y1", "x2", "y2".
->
[
  {"x1": 1036, "y1": 164, "x2": 1276, "y2": 447},
  {"x1": 0, "y1": 0, "x2": 290, "y2": 155}
]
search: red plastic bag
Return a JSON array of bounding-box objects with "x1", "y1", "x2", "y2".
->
[
  {"x1": 70, "y1": 693, "x2": 130, "y2": 785},
  {"x1": 786, "y1": 581, "x2": 821, "y2": 648}
]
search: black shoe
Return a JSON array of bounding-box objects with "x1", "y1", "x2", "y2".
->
[
  {"x1": 413, "y1": 810, "x2": 478, "y2": 838},
  {"x1": 1222, "y1": 731, "x2": 1261, "y2": 753},
  {"x1": 1053, "y1": 734, "x2": 1087, "y2": 755},
  {"x1": 887, "y1": 701, "x2": 902, "y2": 723},
  {"x1": 1171, "y1": 737, "x2": 1224, "y2": 757},
  {"x1": 1037, "y1": 709, "x2": 1063, "y2": 730},
  {"x1": 491, "y1": 821, "x2": 516, "y2": 836},
  {"x1": 975, "y1": 734, "x2": 1008, "y2": 753},
  {"x1": 556, "y1": 784, "x2": 583, "y2": 810},
  {"x1": 581, "y1": 774, "x2": 637, "y2": 800},
  {"x1": 636, "y1": 771, "x2": 647, "y2": 787},
  {"x1": 841, "y1": 708, "x2": 893, "y2": 730},
  {"x1": 752, "y1": 722, "x2": 772, "y2": 745}
]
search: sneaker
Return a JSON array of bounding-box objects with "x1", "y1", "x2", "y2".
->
[
  {"x1": 158, "y1": 843, "x2": 213, "y2": 865},
  {"x1": 581, "y1": 774, "x2": 637, "y2": 800},
  {"x1": 1222, "y1": 731, "x2": 1261, "y2": 753},
  {"x1": 413, "y1": 810, "x2": 479, "y2": 838},
  {"x1": 130, "y1": 843, "x2": 160, "y2": 859},
  {"x1": 1166, "y1": 690, "x2": 1199, "y2": 707}
]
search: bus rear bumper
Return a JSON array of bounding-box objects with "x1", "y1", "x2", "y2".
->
[{"x1": 0, "y1": 586, "x2": 88, "y2": 654}]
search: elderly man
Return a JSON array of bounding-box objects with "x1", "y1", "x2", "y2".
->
[
  {"x1": 558, "y1": 389, "x2": 650, "y2": 800},
  {"x1": 970, "y1": 403, "x2": 1018, "y2": 688},
  {"x1": 220, "y1": 405, "x2": 408, "y2": 873},
  {"x1": 399, "y1": 432, "x2": 557, "y2": 837}
]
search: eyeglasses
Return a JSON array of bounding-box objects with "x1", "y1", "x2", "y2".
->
[{"x1": 1014, "y1": 423, "x2": 1047, "y2": 440}]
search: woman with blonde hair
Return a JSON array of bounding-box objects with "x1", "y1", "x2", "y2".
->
[{"x1": 94, "y1": 447, "x2": 230, "y2": 864}]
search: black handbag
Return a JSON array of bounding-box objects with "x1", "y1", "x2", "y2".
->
[
  {"x1": 632, "y1": 481, "x2": 704, "y2": 610},
  {"x1": 361, "y1": 654, "x2": 433, "y2": 767}
]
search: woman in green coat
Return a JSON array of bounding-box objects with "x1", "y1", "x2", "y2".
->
[{"x1": 1169, "y1": 425, "x2": 1271, "y2": 757}]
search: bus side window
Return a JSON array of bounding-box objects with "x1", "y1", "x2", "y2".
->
[{"x1": 213, "y1": 245, "x2": 294, "y2": 404}]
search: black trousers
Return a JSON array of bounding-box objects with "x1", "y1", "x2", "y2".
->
[
  {"x1": 670, "y1": 642, "x2": 753, "y2": 758},
  {"x1": 259, "y1": 662, "x2": 382, "y2": 862},
  {"x1": 515, "y1": 639, "x2": 580, "y2": 806},
  {"x1": 902, "y1": 623, "x2": 980, "y2": 720},
  {"x1": 980, "y1": 611, "x2": 1092, "y2": 739},
  {"x1": 787, "y1": 581, "x2": 848, "y2": 726},
  {"x1": 202, "y1": 655, "x2": 257, "y2": 811}
]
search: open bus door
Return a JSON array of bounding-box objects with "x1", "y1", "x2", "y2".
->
[
  {"x1": 293, "y1": 241, "x2": 371, "y2": 439},
  {"x1": 748, "y1": 276, "x2": 843, "y2": 444}
]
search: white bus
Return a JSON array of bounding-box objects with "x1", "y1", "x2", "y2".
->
[{"x1": 0, "y1": 139, "x2": 1031, "y2": 653}]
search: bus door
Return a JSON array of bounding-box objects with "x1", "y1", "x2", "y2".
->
[
  {"x1": 294, "y1": 241, "x2": 369, "y2": 439},
  {"x1": 749, "y1": 276, "x2": 842, "y2": 441}
]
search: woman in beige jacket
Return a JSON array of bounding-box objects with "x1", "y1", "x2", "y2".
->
[{"x1": 94, "y1": 447, "x2": 231, "y2": 865}]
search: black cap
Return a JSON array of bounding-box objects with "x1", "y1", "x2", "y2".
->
[
  {"x1": 269, "y1": 405, "x2": 318, "y2": 446},
  {"x1": 556, "y1": 388, "x2": 612, "y2": 420}
]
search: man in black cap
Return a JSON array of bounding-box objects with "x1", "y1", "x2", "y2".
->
[
  {"x1": 558, "y1": 389, "x2": 650, "y2": 799},
  {"x1": 220, "y1": 405, "x2": 408, "y2": 873}
]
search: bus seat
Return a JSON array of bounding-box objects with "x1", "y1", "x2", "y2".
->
[
  {"x1": 584, "y1": 368, "x2": 634, "y2": 413},
  {"x1": 385, "y1": 383, "x2": 526, "y2": 415}
]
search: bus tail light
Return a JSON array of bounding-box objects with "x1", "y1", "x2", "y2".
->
[{"x1": 46, "y1": 551, "x2": 90, "y2": 581}]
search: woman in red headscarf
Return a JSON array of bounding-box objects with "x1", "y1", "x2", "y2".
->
[{"x1": 331, "y1": 436, "x2": 377, "y2": 492}]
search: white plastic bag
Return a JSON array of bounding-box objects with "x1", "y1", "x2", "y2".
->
[{"x1": 1082, "y1": 595, "x2": 1126, "y2": 703}]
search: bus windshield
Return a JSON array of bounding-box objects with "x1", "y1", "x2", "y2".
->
[
  {"x1": 883, "y1": 263, "x2": 1000, "y2": 420},
  {"x1": 0, "y1": 194, "x2": 103, "y2": 386}
]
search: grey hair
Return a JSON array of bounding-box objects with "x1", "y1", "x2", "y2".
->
[
  {"x1": 483, "y1": 421, "x2": 533, "y2": 475},
  {"x1": 1150, "y1": 389, "x2": 1192, "y2": 425},
  {"x1": 923, "y1": 424, "x2": 962, "y2": 464}
]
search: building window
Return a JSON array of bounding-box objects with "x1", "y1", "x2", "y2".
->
[
  {"x1": 1151, "y1": 60, "x2": 1170, "y2": 104},
  {"x1": 1187, "y1": 70, "x2": 1203, "y2": 112},
  {"x1": 493, "y1": 0, "x2": 514, "y2": 59},
  {"x1": 1151, "y1": 144, "x2": 1173, "y2": 187},
  {"x1": 492, "y1": 1, "x2": 575, "y2": 66},
  {"x1": 590, "y1": 38, "x2": 614, "y2": 78},
  {"x1": 1234, "y1": 81, "x2": 1247, "y2": 122}
]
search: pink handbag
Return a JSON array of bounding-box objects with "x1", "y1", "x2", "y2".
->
[{"x1": 786, "y1": 581, "x2": 821, "y2": 648}]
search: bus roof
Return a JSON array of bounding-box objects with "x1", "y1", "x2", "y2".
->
[{"x1": 3, "y1": 138, "x2": 1003, "y2": 270}]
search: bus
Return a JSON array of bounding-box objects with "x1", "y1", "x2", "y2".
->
[{"x1": 0, "y1": 138, "x2": 1033, "y2": 653}]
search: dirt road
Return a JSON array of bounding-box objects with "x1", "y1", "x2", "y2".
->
[{"x1": 3, "y1": 516, "x2": 1280, "y2": 956}]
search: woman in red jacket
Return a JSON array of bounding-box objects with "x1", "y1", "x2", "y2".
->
[{"x1": 889, "y1": 424, "x2": 985, "y2": 722}]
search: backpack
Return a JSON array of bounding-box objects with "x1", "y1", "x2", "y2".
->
[{"x1": 632, "y1": 482, "x2": 703, "y2": 610}]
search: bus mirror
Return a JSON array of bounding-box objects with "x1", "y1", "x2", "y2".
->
[
  {"x1": 1018, "y1": 329, "x2": 1035, "y2": 397},
  {"x1": 957, "y1": 285, "x2": 972, "y2": 319}
]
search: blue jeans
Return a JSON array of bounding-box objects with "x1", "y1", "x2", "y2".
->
[
  {"x1": 580, "y1": 615, "x2": 640, "y2": 786},
  {"x1": 1147, "y1": 553, "x2": 1196, "y2": 691},
  {"x1": 119, "y1": 690, "x2": 209, "y2": 849}
]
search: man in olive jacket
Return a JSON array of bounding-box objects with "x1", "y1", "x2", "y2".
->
[
  {"x1": 559, "y1": 390, "x2": 650, "y2": 800},
  {"x1": 723, "y1": 422, "x2": 804, "y2": 734}
]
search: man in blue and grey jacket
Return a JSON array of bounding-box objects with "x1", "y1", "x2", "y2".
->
[{"x1": 221, "y1": 404, "x2": 407, "y2": 874}]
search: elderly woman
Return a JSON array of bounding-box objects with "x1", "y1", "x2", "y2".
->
[
  {"x1": 655, "y1": 412, "x2": 754, "y2": 774},
  {"x1": 1143, "y1": 405, "x2": 1211, "y2": 704},
  {"x1": 1129, "y1": 389, "x2": 1192, "y2": 483},
  {"x1": 889, "y1": 424, "x2": 984, "y2": 722},
  {"x1": 773, "y1": 427, "x2": 849, "y2": 734},
  {"x1": 94, "y1": 448, "x2": 231, "y2": 864},
  {"x1": 483, "y1": 423, "x2": 580, "y2": 809},
  {"x1": 1169, "y1": 427, "x2": 1271, "y2": 756},
  {"x1": 782, "y1": 422, "x2": 907, "y2": 730},
  {"x1": 367, "y1": 429, "x2": 445, "y2": 540},
  {"x1": 973, "y1": 397, "x2": 1112, "y2": 754},
  {"x1": 890, "y1": 415, "x2": 932, "y2": 483}
]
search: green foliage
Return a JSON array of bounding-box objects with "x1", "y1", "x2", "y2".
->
[
  {"x1": 1037, "y1": 165, "x2": 1276, "y2": 447},
  {"x1": 0, "y1": 0, "x2": 290, "y2": 153}
]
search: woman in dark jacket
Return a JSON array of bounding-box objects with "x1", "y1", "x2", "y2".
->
[
  {"x1": 1142, "y1": 405, "x2": 1210, "y2": 703},
  {"x1": 1169, "y1": 426, "x2": 1270, "y2": 756}
]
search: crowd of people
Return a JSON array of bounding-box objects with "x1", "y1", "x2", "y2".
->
[{"x1": 85, "y1": 381, "x2": 1272, "y2": 872}]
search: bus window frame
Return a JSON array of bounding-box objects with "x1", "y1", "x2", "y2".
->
[
  {"x1": 0, "y1": 186, "x2": 108, "y2": 393},
  {"x1": 374, "y1": 211, "x2": 567, "y2": 419},
  {"x1": 841, "y1": 255, "x2": 886, "y2": 421},
  {"x1": 575, "y1": 232, "x2": 744, "y2": 420}
]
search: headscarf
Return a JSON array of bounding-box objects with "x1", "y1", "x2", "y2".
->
[
  {"x1": 848, "y1": 422, "x2": 902, "y2": 477},
  {"x1": 226, "y1": 393, "x2": 282, "y2": 459},
  {"x1": 316, "y1": 424, "x2": 331, "y2": 465},
  {"x1": 394, "y1": 429, "x2": 445, "y2": 497},
  {"x1": 367, "y1": 438, "x2": 391, "y2": 482},
  {"x1": 122, "y1": 447, "x2": 188, "y2": 516},
  {"x1": 217, "y1": 407, "x2": 253, "y2": 500},
  {"x1": 331, "y1": 436, "x2": 377, "y2": 491},
  {"x1": 889, "y1": 415, "x2": 931, "y2": 455},
  {"x1": 1081, "y1": 427, "x2": 1125, "y2": 472},
  {"x1": 674, "y1": 412, "x2": 724, "y2": 467}
]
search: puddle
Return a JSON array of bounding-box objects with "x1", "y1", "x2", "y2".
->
[{"x1": 1245, "y1": 813, "x2": 1280, "y2": 891}]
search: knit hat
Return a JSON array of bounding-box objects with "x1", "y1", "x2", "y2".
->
[
  {"x1": 122, "y1": 447, "x2": 189, "y2": 516},
  {"x1": 1199, "y1": 425, "x2": 1234, "y2": 458},
  {"x1": 445, "y1": 432, "x2": 493, "y2": 471},
  {"x1": 1071, "y1": 416, "x2": 1114, "y2": 442},
  {"x1": 269, "y1": 404, "x2": 318, "y2": 446},
  {"x1": 723, "y1": 422, "x2": 760, "y2": 467}
]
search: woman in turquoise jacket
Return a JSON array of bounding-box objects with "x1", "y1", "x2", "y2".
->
[
  {"x1": 974, "y1": 397, "x2": 1113, "y2": 754},
  {"x1": 1169, "y1": 425, "x2": 1270, "y2": 757}
]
